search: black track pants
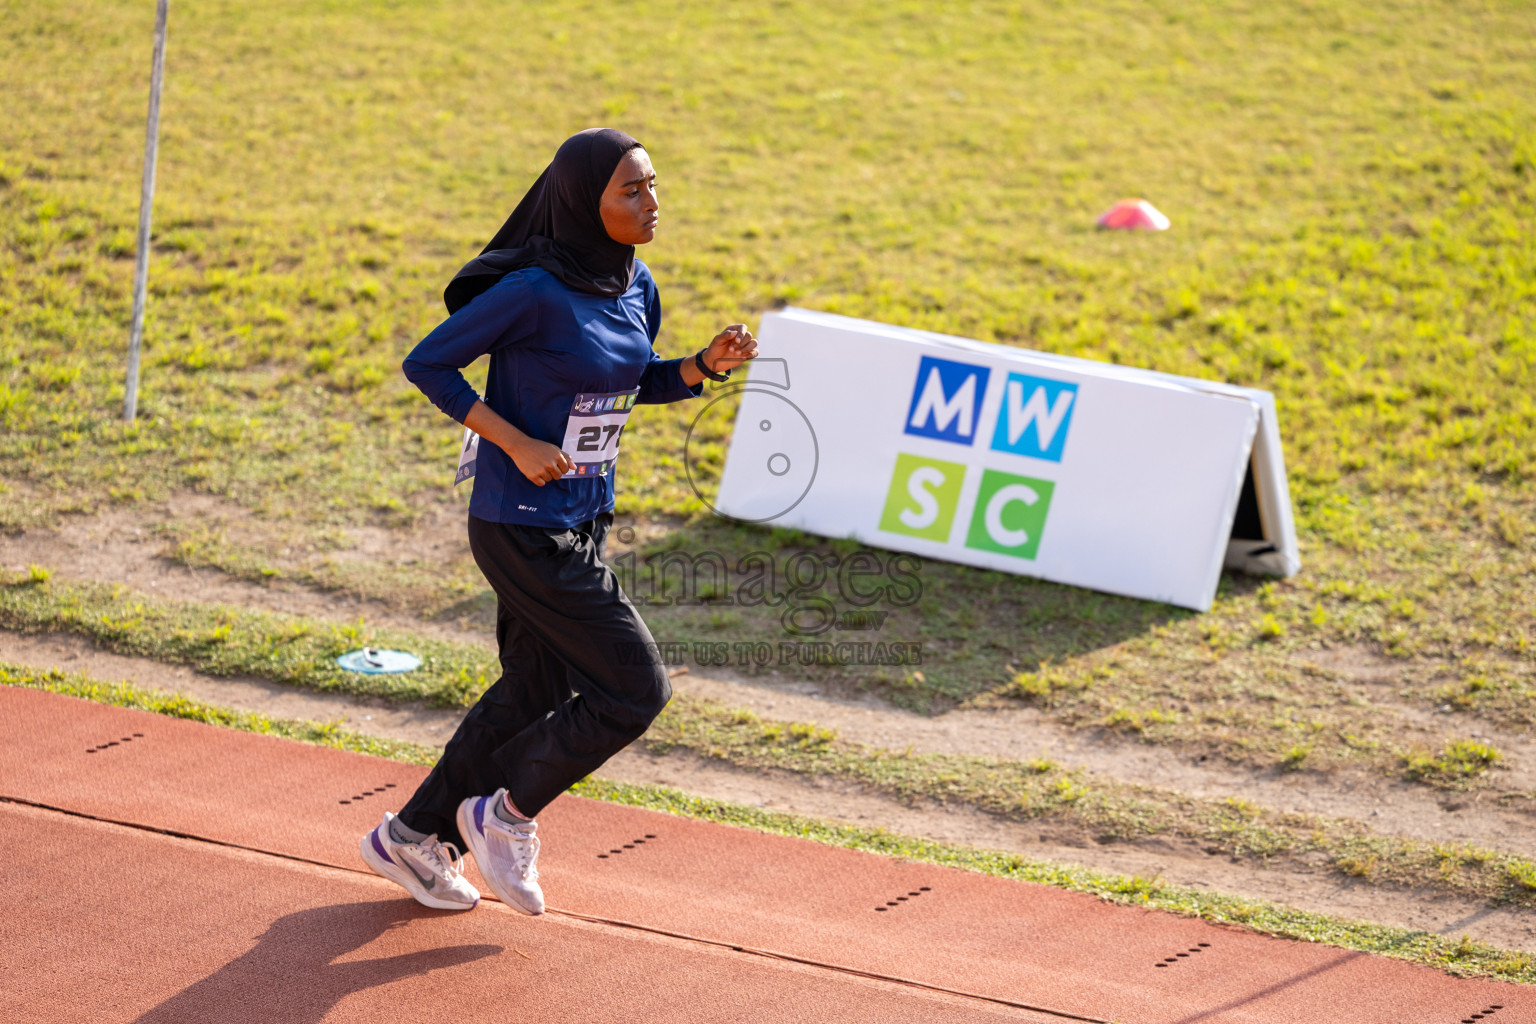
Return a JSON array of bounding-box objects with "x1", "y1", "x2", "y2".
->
[{"x1": 397, "y1": 512, "x2": 670, "y2": 845}]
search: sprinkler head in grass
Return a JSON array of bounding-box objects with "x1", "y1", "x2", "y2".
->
[{"x1": 337, "y1": 648, "x2": 421, "y2": 674}]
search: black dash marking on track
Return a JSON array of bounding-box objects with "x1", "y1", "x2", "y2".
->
[
  {"x1": 1153, "y1": 941, "x2": 1210, "y2": 967},
  {"x1": 598, "y1": 834, "x2": 658, "y2": 859},
  {"x1": 86, "y1": 733, "x2": 146, "y2": 754},
  {"x1": 874, "y1": 885, "x2": 931, "y2": 911},
  {"x1": 339, "y1": 784, "x2": 396, "y2": 806}
]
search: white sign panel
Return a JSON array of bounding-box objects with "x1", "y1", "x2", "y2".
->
[{"x1": 712, "y1": 308, "x2": 1297, "y2": 611}]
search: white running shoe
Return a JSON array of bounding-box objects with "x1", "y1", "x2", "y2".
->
[
  {"x1": 457, "y1": 789, "x2": 545, "y2": 916},
  {"x1": 360, "y1": 812, "x2": 480, "y2": 911}
]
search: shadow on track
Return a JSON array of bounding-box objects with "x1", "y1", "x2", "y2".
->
[
  {"x1": 132, "y1": 899, "x2": 500, "y2": 1024},
  {"x1": 1168, "y1": 948, "x2": 1366, "y2": 1024}
]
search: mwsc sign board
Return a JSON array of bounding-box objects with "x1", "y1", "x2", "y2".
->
[{"x1": 712, "y1": 308, "x2": 1299, "y2": 612}]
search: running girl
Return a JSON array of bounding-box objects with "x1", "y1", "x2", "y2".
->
[{"x1": 361, "y1": 128, "x2": 757, "y2": 914}]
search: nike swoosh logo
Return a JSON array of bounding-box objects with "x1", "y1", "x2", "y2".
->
[{"x1": 394, "y1": 850, "x2": 435, "y2": 890}]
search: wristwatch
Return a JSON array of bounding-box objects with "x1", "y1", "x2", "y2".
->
[{"x1": 695, "y1": 350, "x2": 731, "y2": 382}]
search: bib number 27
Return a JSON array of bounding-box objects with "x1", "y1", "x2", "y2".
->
[{"x1": 561, "y1": 388, "x2": 639, "y2": 478}]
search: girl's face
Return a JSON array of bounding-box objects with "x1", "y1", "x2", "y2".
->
[{"x1": 599, "y1": 148, "x2": 659, "y2": 245}]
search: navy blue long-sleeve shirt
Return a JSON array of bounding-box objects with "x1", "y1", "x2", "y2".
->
[{"x1": 403, "y1": 261, "x2": 699, "y2": 527}]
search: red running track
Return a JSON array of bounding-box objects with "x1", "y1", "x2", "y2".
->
[
  {"x1": 2, "y1": 687, "x2": 1530, "y2": 1023},
  {"x1": 4, "y1": 803, "x2": 1054, "y2": 1023}
]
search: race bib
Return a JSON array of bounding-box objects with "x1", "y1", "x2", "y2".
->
[
  {"x1": 455, "y1": 427, "x2": 479, "y2": 486},
  {"x1": 560, "y1": 388, "x2": 640, "y2": 478}
]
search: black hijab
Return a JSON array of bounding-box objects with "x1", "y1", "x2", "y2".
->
[{"x1": 444, "y1": 128, "x2": 645, "y2": 314}]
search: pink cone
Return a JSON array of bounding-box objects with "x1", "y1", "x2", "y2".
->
[{"x1": 1095, "y1": 199, "x2": 1171, "y2": 231}]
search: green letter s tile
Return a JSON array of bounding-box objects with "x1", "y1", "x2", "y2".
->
[{"x1": 879, "y1": 453, "x2": 966, "y2": 542}]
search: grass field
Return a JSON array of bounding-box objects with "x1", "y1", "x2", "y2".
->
[
  {"x1": 5, "y1": 0, "x2": 1533, "y2": 520},
  {"x1": 3, "y1": 0, "x2": 1535, "y2": 911}
]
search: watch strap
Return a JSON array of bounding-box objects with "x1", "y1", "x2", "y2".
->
[{"x1": 695, "y1": 350, "x2": 731, "y2": 382}]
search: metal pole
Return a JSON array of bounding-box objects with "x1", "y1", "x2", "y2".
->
[{"x1": 124, "y1": 0, "x2": 169, "y2": 422}]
